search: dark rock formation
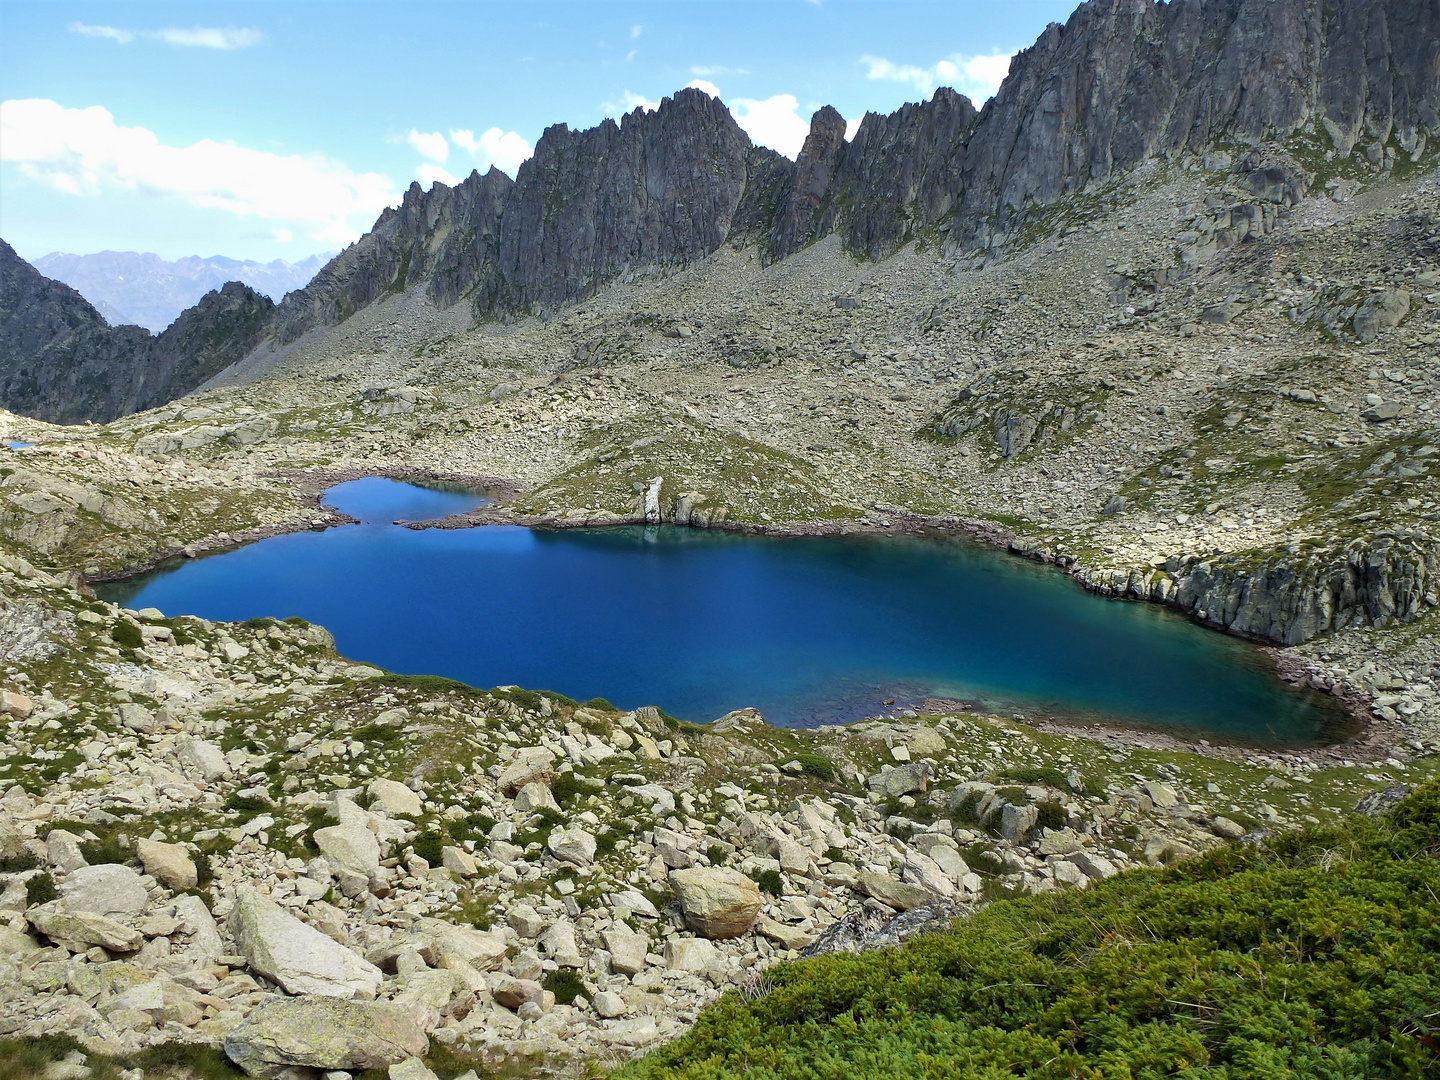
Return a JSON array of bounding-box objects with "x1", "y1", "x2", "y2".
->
[
  {"x1": 270, "y1": 168, "x2": 513, "y2": 345},
  {"x1": 489, "y1": 88, "x2": 752, "y2": 314},
  {"x1": 1073, "y1": 531, "x2": 1440, "y2": 646},
  {"x1": 0, "y1": 240, "x2": 273, "y2": 424}
]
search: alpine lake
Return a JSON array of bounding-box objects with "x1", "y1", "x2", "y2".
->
[{"x1": 98, "y1": 477, "x2": 1354, "y2": 747}]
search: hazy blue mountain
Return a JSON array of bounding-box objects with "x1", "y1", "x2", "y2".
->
[{"x1": 32, "y1": 250, "x2": 331, "y2": 332}]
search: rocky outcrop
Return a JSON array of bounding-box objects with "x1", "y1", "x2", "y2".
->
[
  {"x1": 1072, "y1": 531, "x2": 1440, "y2": 646},
  {"x1": 270, "y1": 167, "x2": 513, "y2": 345},
  {"x1": 0, "y1": 240, "x2": 273, "y2": 423},
  {"x1": 489, "y1": 88, "x2": 753, "y2": 315}
]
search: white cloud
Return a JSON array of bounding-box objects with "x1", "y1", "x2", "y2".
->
[
  {"x1": 406, "y1": 129, "x2": 449, "y2": 163},
  {"x1": 862, "y1": 50, "x2": 1014, "y2": 102},
  {"x1": 69, "y1": 22, "x2": 263, "y2": 49},
  {"x1": 625, "y1": 49, "x2": 638, "y2": 62},
  {"x1": 630, "y1": 24, "x2": 643, "y2": 39},
  {"x1": 152, "y1": 27, "x2": 263, "y2": 49},
  {"x1": 70, "y1": 23, "x2": 134, "y2": 44},
  {"x1": 730, "y1": 94, "x2": 810, "y2": 159},
  {"x1": 684, "y1": 79, "x2": 722, "y2": 99},
  {"x1": 0, "y1": 98, "x2": 396, "y2": 245},
  {"x1": 449, "y1": 127, "x2": 533, "y2": 178},
  {"x1": 603, "y1": 90, "x2": 661, "y2": 116},
  {"x1": 690, "y1": 64, "x2": 748, "y2": 77},
  {"x1": 272, "y1": 228, "x2": 292, "y2": 242},
  {"x1": 415, "y1": 163, "x2": 461, "y2": 187},
  {"x1": 845, "y1": 117, "x2": 862, "y2": 141}
]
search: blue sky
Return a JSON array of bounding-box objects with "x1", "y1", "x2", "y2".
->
[{"x1": 1, "y1": 1, "x2": 1080, "y2": 263}]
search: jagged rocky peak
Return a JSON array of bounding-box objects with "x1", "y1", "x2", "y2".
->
[
  {"x1": 491, "y1": 86, "x2": 755, "y2": 314},
  {"x1": 949, "y1": 0, "x2": 1438, "y2": 247}
]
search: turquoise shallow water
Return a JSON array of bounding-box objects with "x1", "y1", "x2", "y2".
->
[{"x1": 99, "y1": 478, "x2": 1351, "y2": 745}]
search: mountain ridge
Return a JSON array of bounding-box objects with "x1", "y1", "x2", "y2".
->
[
  {"x1": 0, "y1": 240, "x2": 275, "y2": 424},
  {"x1": 33, "y1": 250, "x2": 330, "y2": 333}
]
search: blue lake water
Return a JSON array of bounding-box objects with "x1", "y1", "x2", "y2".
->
[
  {"x1": 7, "y1": 441, "x2": 34, "y2": 450},
  {"x1": 98, "y1": 477, "x2": 1350, "y2": 745}
]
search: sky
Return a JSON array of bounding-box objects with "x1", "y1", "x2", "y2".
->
[{"x1": 1, "y1": 1, "x2": 1081, "y2": 264}]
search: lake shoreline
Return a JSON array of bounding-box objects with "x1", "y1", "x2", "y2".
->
[{"x1": 81, "y1": 466, "x2": 1388, "y2": 767}]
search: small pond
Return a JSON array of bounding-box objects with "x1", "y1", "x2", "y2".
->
[{"x1": 99, "y1": 477, "x2": 1352, "y2": 745}]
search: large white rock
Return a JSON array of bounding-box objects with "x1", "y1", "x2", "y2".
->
[
  {"x1": 902, "y1": 850, "x2": 957, "y2": 899},
  {"x1": 664, "y1": 937, "x2": 718, "y2": 972},
  {"x1": 497, "y1": 747, "x2": 555, "y2": 797},
  {"x1": 538, "y1": 920, "x2": 582, "y2": 968},
  {"x1": 313, "y1": 824, "x2": 381, "y2": 877},
  {"x1": 228, "y1": 888, "x2": 382, "y2": 998},
  {"x1": 667, "y1": 868, "x2": 762, "y2": 939},
  {"x1": 927, "y1": 843, "x2": 970, "y2": 882},
  {"x1": 601, "y1": 923, "x2": 648, "y2": 976},
  {"x1": 60, "y1": 863, "x2": 149, "y2": 920},
  {"x1": 136, "y1": 839, "x2": 197, "y2": 890},
  {"x1": 367, "y1": 778, "x2": 422, "y2": 817},
  {"x1": 176, "y1": 736, "x2": 228, "y2": 781},
  {"x1": 223, "y1": 996, "x2": 426, "y2": 1078},
  {"x1": 515, "y1": 781, "x2": 560, "y2": 814},
  {"x1": 26, "y1": 906, "x2": 142, "y2": 952},
  {"x1": 547, "y1": 826, "x2": 596, "y2": 866},
  {"x1": 46, "y1": 829, "x2": 87, "y2": 873},
  {"x1": 173, "y1": 893, "x2": 224, "y2": 963},
  {"x1": 417, "y1": 919, "x2": 508, "y2": 972}
]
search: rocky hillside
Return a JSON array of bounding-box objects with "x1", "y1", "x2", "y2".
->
[
  {"x1": 259, "y1": 0, "x2": 1440, "y2": 350},
  {"x1": 0, "y1": 242, "x2": 274, "y2": 425}
]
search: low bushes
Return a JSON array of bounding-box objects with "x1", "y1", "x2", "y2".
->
[{"x1": 619, "y1": 779, "x2": 1440, "y2": 1079}]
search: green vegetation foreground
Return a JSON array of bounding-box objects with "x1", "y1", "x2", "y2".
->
[{"x1": 620, "y1": 781, "x2": 1440, "y2": 1080}]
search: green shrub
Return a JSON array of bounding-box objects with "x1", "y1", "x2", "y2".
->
[
  {"x1": 411, "y1": 830, "x2": 447, "y2": 867},
  {"x1": 995, "y1": 765, "x2": 1096, "y2": 794},
  {"x1": 595, "y1": 831, "x2": 619, "y2": 857},
  {"x1": 550, "y1": 772, "x2": 598, "y2": 807},
  {"x1": 282, "y1": 615, "x2": 311, "y2": 628},
  {"x1": 224, "y1": 793, "x2": 270, "y2": 821},
  {"x1": 543, "y1": 969, "x2": 589, "y2": 1005},
  {"x1": 0, "y1": 851, "x2": 38, "y2": 873},
  {"x1": 756, "y1": 869, "x2": 784, "y2": 896},
  {"x1": 111, "y1": 622, "x2": 143, "y2": 649},
  {"x1": 617, "y1": 779, "x2": 1440, "y2": 1080},
  {"x1": 241, "y1": 616, "x2": 277, "y2": 630},
  {"x1": 583, "y1": 697, "x2": 618, "y2": 712},
  {"x1": 353, "y1": 722, "x2": 403, "y2": 744},
  {"x1": 1034, "y1": 800, "x2": 1067, "y2": 832},
  {"x1": 26, "y1": 872, "x2": 56, "y2": 907},
  {"x1": 791, "y1": 753, "x2": 835, "y2": 781},
  {"x1": 80, "y1": 835, "x2": 131, "y2": 866},
  {"x1": 822, "y1": 847, "x2": 848, "y2": 864},
  {"x1": 707, "y1": 844, "x2": 731, "y2": 866}
]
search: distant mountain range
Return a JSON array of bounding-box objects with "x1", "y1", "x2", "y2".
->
[{"x1": 32, "y1": 251, "x2": 331, "y2": 332}]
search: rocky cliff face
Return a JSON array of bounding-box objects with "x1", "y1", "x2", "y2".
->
[
  {"x1": 1070, "y1": 531, "x2": 1440, "y2": 647},
  {"x1": 259, "y1": 0, "x2": 1440, "y2": 349},
  {"x1": 0, "y1": 241, "x2": 273, "y2": 424}
]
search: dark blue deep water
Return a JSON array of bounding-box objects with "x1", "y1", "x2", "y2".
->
[{"x1": 99, "y1": 478, "x2": 1350, "y2": 745}]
